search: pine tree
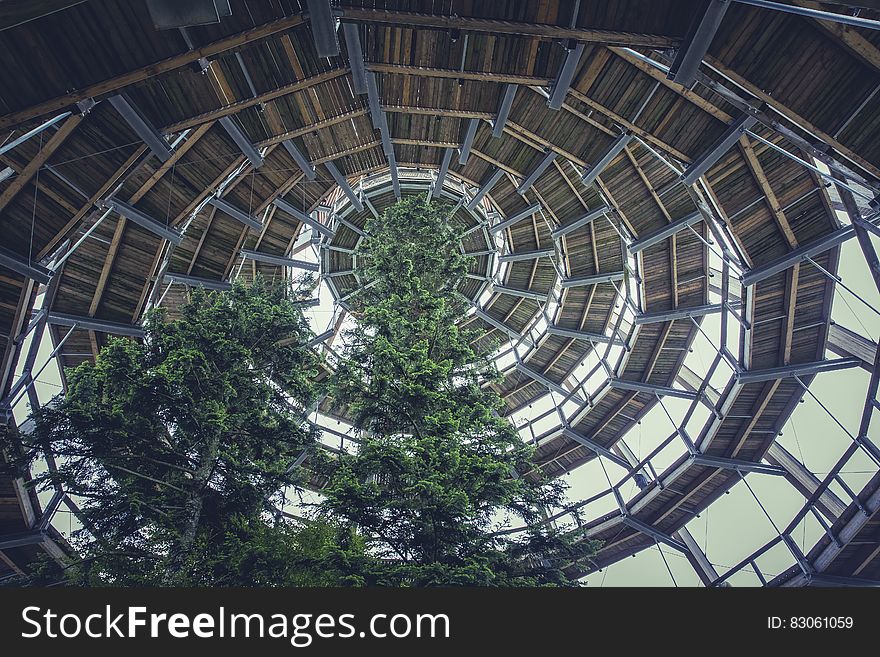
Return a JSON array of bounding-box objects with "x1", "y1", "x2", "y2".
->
[
  {"x1": 316, "y1": 197, "x2": 598, "y2": 586},
  {"x1": 2, "y1": 277, "x2": 356, "y2": 585}
]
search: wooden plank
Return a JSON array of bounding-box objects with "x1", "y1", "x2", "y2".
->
[
  {"x1": 609, "y1": 47, "x2": 733, "y2": 123},
  {"x1": 791, "y1": 1, "x2": 880, "y2": 74},
  {"x1": 706, "y1": 56, "x2": 880, "y2": 180},
  {"x1": 88, "y1": 217, "x2": 126, "y2": 317},
  {"x1": 780, "y1": 263, "x2": 800, "y2": 366},
  {"x1": 162, "y1": 69, "x2": 349, "y2": 133},
  {"x1": 727, "y1": 380, "x2": 782, "y2": 458},
  {"x1": 36, "y1": 145, "x2": 148, "y2": 260},
  {"x1": 0, "y1": 14, "x2": 307, "y2": 130},
  {"x1": 0, "y1": 113, "x2": 82, "y2": 212},
  {"x1": 566, "y1": 87, "x2": 691, "y2": 163},
  {"x1": 339, "y1": 8, "x2": 678, "y2": 47},
  {"x1": 365, "y1": 63, "x2": 553, "y2": 86},
  {"x1": 738, "y1": 135, "x2": 799, "y2": 248},
  {"x1": 86, "y1": 121, "x2": 217, "y2": 320}
]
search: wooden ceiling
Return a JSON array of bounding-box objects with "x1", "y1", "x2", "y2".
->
[{"x1": 1, "y1": 0, "x2": 878, "y2": 583}]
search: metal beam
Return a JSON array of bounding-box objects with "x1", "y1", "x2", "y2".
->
[
  {"x1": 765, "y1": 442, "x2": 847, "y2": 521},
  {"x1": 107, "y1": 94, "x2": 172, "y2": 162},
  {"x1": 306, "y1": 329, "x2": 336, "y2": 347},
  {"x1": 100, "y1": 198, "x2": 182, "y2": 245},
  {"x1": 388, "y1": 152, "x2": 401, "y2": 199},
  {"x1": 548, "y1": 42, "x2": 585, "y2": 110},
  {"x1": 581, "y1": 133, "x2": 632, "y2": 186},
  {"x1": 472, "y1": 308, "x2": 532, "y2": 345},
  {"x1": 674, "y1": 527, "x2": 726, "y2": 586},
  {"x1": 827, "y1": 323, "x2": 876, "y2": 370},
  {"x1": 492, "y1": 84, "x2": 518, "y2": 138},
  {"x1": 467, "y1": 169, "x2": 505, "y2": 210},
  {"x1": 515, "y1": 361, "x2": 584, "y2": 404},
  {"x1": 0, "y1": 111, "x2": 71, "y2": 158},
  {"x1": 306, "y1": 0, "x2": 339, "y2": 57},
  {"x1": 622, "y1": 516, "x2": 688, "y2": 553},
  {"x1": 546, "y1": 324, "x2": 623, "y2": 345},
  {"x1": 164, "y1": 273, "x2": 232, "y2": 291},
  {"x1": 0, "y1": 530, "x2": 48, "y2": 551},
  {"x1": 493, "y1": 284, "x2": 548, "y2": 302},
  {"x1": 609, "y1": 378, "x2": 698, "y2": 400},
  {"x1": 324, "y1": 161, "x2": 363, "y2": 212},
  {"x1": 551, "y1": 205, "x2": 608, "y2": 239},
  {"x1": 435, "y1": 147, "x2": 454, "y2": 190},
  {"x1": 282, "y1": 140, "x2": 316, "y2": 180},
  {"x1": 667, "y1": 0, "x2": 731, "y2": 86},
  {"x1": 498, "y1": 247, "x2": 554, "y2": 263},
  {"x1": 560, "y1": 271, "x2": 625, "y2": 288},
  {"x1": 561, "y1": 427, "x2": 631, "y2": 469},
  {"x1": 634, "y1": 303, "x2": 723, "y2": 325},
  {"x1": 741, "y1": 226, "x2": 854, "y2": 287},
  {"x1": 341, "y1": 22, "x2": 367, "y2": 94},
  {"x1": 629, "y1": 211, "x2": 703, "y2": 254},
  {"x1": 681, "y1": 113, "x2": 757, "y2": 186},
  {"x1": 458, "y1": 118, "x2": 479, "y2": 165},
  {"x1": 734, "y1": 0, "x2": 880, "y2": 31},
  {"x1": 218, "y1": 115, "x2": 263, "y2": 168},
  {"x1": 365, "y1": 71, "x2": 384, "y2": 130},
  {"x1": 0, "y1": 245, "x2": 52, "y2": 284},
  {"x1": 690, "y1": 452, "x2": 786, "y2": 476},
  {"x1": 491, "y1": 203, "x2": 542, "y2": 234},
  {"x1": 274, "y1": 198, "x2": 336, "y2": 238},
  {"x1": 334, "y1": 214, "x2": 368, "y2": 238},
  {"x1": 47, "y1": 312, "x2": 145, "y2": 337},
  {"x1": 208, "y1": 197, "x2": 262, "y2": 230},
  {"x1": 737, "y1": 357, "x2": 862, "y2": 384},
  {"x1": 518, "y1": 150, "x2": 557, "y2": 194},
  {"x1": 239, "y1": 249, "x2": 319, "y2": 271}
]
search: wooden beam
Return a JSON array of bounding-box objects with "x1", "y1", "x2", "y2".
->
[
  {"x1": 791, "y1": 1, "x2": 880, "y2": 74},
  {"x1": 257, "y1": 109, "x2": 369, "y2": 147},
  {"x1": 161, "y1": 68, "x2": 349, "y2": 133},
  {"x1": 505, "y1": 121, "x2": 590, "y2": 167},
  {"x1": 365, "y1": 63, "x2": 553, "y2": 86},
  {"x1": 738, "y1": 135, "x2": 799, "y2": 249},
  {"x1": 36, "y1": 145, "x2": 147, "y2": 260},
  {"x1": 0, "y1": 14, "x2": 307, "y2": 130},
  {"x1": 727, "y1": 380, "x2": 782, "y2": 458},
  {"x1": 338, "y1": 8, "x2": 679, "y2": 47},
  {"x1": 86, "y1": 122, "x2": 216, "y2": 321},
  {"x1": 88, "y1": 217, "x2": 125, "y2": 318},
  {"x1": 608, "y1": 47, "x2": 733, "y2": 124},
  {"x1": 384, "y1": 106, "x2": 493, "y2": 120},
  {"x1": 624, "y1": 146, "x2": 680, "y2": 307},
  {"x1": 706, "y1": 55, "x2": 880, "y2": 180},
  {"x1": 780, "y1": 263, "x2": 800, "y2": 366},
  {"x1": 565, "y1": 87, "x2": 691, "y2": 163},
  {"x1": 0, "y1": 113, "x2": 82, "y2": 212}
]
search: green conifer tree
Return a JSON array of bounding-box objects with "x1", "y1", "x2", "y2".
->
[
  {"x1": 316, "y1": 197, "x2": 598, "y2": 586},
  {"x1": 2, "y1": 277, "x2": 356, "y2": 585}
]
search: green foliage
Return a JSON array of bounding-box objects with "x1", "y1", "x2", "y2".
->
[
  {"x1": 1, "y1": 276, "x2": 355, "y2": 586},
  {"x1": 317, "y1": 197, "x2": 598, "y2": 586}
]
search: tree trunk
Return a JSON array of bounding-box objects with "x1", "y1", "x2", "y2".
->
[{"x1": 164, "y1": 433, "x2": 219, "y2": 583}]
